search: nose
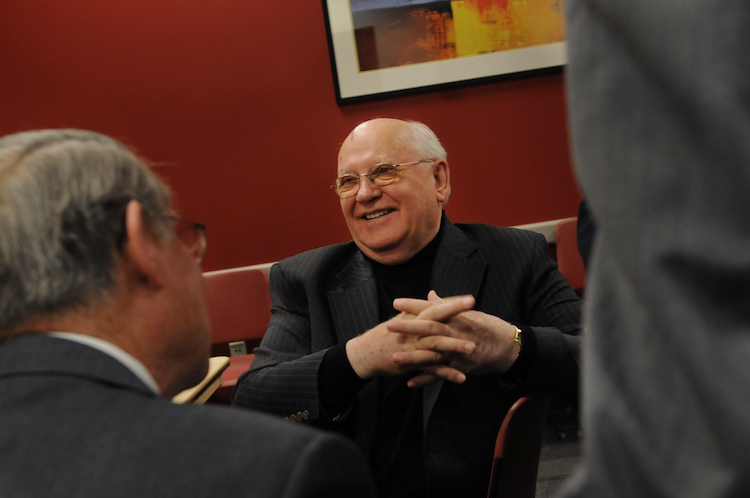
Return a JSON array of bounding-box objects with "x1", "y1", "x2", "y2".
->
[{"x1": 355, "y1": 175, "x2": 382, "y2": 202}]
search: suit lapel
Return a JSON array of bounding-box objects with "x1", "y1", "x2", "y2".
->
[
  {"x1": 423, "y1": 219, "x2": 488, "y2": 428},
  {"x1": 327, "y1": 250, "x2": 380, "y2": 344},
  {"x1": 431, "y1": 220, "x2": 486, "y2": 298},
  {"x1": 325, "y1": 250, "x2": 381, "y2": 452}
]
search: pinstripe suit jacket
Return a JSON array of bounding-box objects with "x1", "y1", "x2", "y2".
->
[
  {"x1": 233, "y1": 218, "x2": 581, "y2": 496},
  {"x1": 0, "y1": 334, "x2": 376, "y2": 497}
]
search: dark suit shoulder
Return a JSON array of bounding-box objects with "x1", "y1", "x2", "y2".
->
[
  {"x1": 265, "y1": 242, "x2": 363, "y2": 323},
  {"x1": 0, "y1": 366, "x2": 376, "y2": 497},
  {"x1": 451, "y1": 222, "x2": 546, "y2": 266},
  {"x1": 453, "y1": 221, "x2": 542, "y2": 245},
  {"x1": 274, "y1": 242, "x2": 358, "y2": 280}
]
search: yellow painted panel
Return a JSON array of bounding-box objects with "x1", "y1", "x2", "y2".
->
[{"x1": 452, "y1": 0, "x2": 564, "y2": 57}]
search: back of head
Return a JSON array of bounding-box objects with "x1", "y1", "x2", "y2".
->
[{"x1": 0, "y1": 130, "x2": 171, "y2": 334}]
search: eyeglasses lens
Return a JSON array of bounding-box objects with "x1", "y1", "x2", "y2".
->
[
  {"x1": 372, "y1": 166, "x2": 397, "y2": 185},
  {"x1": 335, "y1": 165, "x2": 398, "y2": 197},
  {"x1": 336, "y1": 176, "x2": 359, "y2": 197}
]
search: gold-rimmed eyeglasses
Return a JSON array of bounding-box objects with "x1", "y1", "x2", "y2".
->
[
  {"x1": 331, "y1": 159, "x2": 436, "y2": 198},
  {"x1": 167, "y1": 216, "x2": 207, "y2": 264}
]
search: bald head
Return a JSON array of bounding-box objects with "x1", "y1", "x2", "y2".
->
[{"x1": 339, "y1": 119, "x2": 447, "y2": 167}]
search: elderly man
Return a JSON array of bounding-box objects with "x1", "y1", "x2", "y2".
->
[
  {"x1": 233, "y1": 118, "x2": 581, "y2": 498},
  {"x1": 0, "y1": 129, "x2": 376, "y2": 497}
]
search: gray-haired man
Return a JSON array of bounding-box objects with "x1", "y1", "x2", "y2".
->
[{"x1": 0, "y1": 129, "x2": 376, "y2": 497}]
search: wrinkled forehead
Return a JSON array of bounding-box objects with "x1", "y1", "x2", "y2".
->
[{"x1": 337, "y1": 122, "x2": 415, "y2": 174}]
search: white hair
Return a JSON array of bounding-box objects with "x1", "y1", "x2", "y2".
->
[
  {"x1": 397, "y1": 120, "x2": 450, "y2": 203},
  {"x1": 394, "y1": 120, "x2": 448, "y2": 162}
]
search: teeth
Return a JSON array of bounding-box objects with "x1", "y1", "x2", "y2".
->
[{"x1": 365, "y1": 210, "x2": 391, "y2": 220}]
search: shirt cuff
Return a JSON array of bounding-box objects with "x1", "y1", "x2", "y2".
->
[{"x1": 319, "y1": 343, "x2": 370, "y2": 417}]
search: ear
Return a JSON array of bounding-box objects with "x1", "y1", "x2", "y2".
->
[
  {"x1": 123, "y1": 200, "x2": 166, "y2": 290},
  {"x1": 434, "y1": 160, "x2": 450, "y2": 203}
]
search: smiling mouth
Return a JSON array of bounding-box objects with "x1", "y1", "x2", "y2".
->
[{"x1": 363, "y1": 209, "x2": 393, "y2": 220}]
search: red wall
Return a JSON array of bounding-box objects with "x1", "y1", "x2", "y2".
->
[{"x1": 0, "y1": 0, "x2": 581, "y2": 271}]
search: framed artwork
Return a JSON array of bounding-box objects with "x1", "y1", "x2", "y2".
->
[{"x1": 323, "y1": 0, "x2": 566, "y2": 104}]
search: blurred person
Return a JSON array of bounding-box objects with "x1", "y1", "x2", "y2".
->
[{"x1": 560, "y1": 1, "x2": 750, "y2": 496}]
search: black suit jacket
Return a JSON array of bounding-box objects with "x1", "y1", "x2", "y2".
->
[
  {"x1": 234, "y1": 218, "x2": 581, "y2": 496},
  {"x1": 0, "y1": 334, "x2": 376, "y2": 498}
]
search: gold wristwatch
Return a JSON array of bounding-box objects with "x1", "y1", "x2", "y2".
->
[{"x1": 512, "y1": 324, "x2": 522, "y2": 353}]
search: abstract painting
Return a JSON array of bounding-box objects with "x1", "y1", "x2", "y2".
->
[{"x1": 324, "y1": 0, "x2": 566, "y2": 103}]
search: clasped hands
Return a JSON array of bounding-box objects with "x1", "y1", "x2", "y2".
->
[{"x1": 345, "y1": 291, "x2": 520, "y2": 388}]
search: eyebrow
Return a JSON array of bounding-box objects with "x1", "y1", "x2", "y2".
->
[{"x1": 338, "y1": 160, "x2": 395, "y2": 176}]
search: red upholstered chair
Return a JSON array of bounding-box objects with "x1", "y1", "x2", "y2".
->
[
  {"x1": 202, "y1": 267, "x2": 272, "y2": 403},
  {"x1": 487, "y1": 395, "x2": 552, "y2": 498},
  {"x1": 555, "y1": 217, "x2": 587, "y2": 296}
]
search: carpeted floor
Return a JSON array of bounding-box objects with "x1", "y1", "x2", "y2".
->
[{"x1": 535, "y1": 425, "x2": 582, "y2": 497}]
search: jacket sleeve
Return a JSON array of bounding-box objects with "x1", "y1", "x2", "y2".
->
[
  {"x1": 232, "y1": 261, "x2": 331, "y2": 422},
  {"x1": 517, "y1": 231, "x2": 582, "y2": 402}
]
